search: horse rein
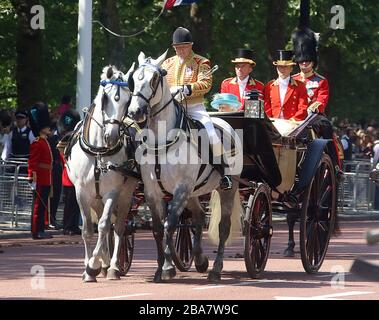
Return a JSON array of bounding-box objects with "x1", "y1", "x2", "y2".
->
[{"x1": 132, "y1": 62, "x2": 173, "y2": 119}]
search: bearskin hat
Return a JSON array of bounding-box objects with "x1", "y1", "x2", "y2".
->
[
  {"x1": 28, "y1": 102, "x2": 51, "y2": 137},
  {"x1": 291, "y1": 0, "x2": 319, "y2": 68},
  {"x1": 57, "y1": 109, "x2": 81, "y2": 135}
]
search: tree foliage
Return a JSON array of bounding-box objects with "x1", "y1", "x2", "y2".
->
[{"x1": 0, "y1": 0, "x2": 378, "y2": 123}]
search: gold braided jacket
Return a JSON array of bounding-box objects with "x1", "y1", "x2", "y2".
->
[{"x1": 162, "y1": 51, "x2": 212, "y2": 105}]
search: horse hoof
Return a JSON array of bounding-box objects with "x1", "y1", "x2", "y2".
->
[
  {"x1": 153, "y1": 271, "x2": 162, "y2": 283},
  {"x1": 207, "y1": 270, "x2": 221, "y2": 282},
  {"x1": 85, "y1": 265, "x2": 102, "y2": 277},
  {"x1": 101, "y1": 267, "x2": 108, "y2": 277},
  {"x1": 107, "y1": 268, "x2": 121, "y2": 280},
  {"x1": 82, "y1": 272, "x2": 97, "y2": 283},
  {"x1": 162, "y1": 267, "x2": 176, "y2": 281},
  {"x1": 283, "y1": 248, "x2": 295, "y2": 257},
  {"x1": 195, "y1": 257, "x2": 209, "y2": 273}
]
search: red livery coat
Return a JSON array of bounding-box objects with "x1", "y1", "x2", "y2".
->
[
  {"x1": 28, "y1": 137, "x2": 53, "y2": 186},
  {"x1": 263, "y1": 77, "x2": 309, "y2": 121},
  {"x1": 220, "y1": 76, "x2": 264, "y2": 111},
  {"x1": 59, "y1": 153, "x2": 73, "y2": 187},
  {"x1": 293, "y1": 71, "x2": 329, "y2": 113}
]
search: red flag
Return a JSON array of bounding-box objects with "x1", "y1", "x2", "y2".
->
[{"x1": 164, "y1": 0, "x2": 201, "y2": 10}]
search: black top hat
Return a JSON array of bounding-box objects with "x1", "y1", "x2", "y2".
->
[
  {"x1": 15, "y1": 110, "x2": 28, "y2": 118},
  {"x1": 172, "y1": 27, "x2": 193, "y2": 45},
  {"x1": 231, "y1": 49, "x2": 256, "y2": 66},
  {"x1": 273, "y1": 50, "x2": 296, "y2": 66},
  {"x1": 57, "y1": 109, "x2": 81, "y2": 135},
  {"x1": 28, "y1": 102, "x2": 51, "y2": 136}
]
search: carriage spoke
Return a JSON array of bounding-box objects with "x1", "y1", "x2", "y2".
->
[{"x1": 306, "y1": 221, "x2": 316, "y2": 263}]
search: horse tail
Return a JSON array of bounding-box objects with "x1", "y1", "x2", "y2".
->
[{"x1": 207, "y1": 190, "x2": 242, "y2": 246}]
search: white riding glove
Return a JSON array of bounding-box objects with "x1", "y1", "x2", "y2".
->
[{"x1": 170, "y1": 85, "x2": 192, "y2": 97}]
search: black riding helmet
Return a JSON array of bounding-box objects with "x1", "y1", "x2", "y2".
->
[{"x1": 172, "y1": 27, "x2": 193, "y2": 45}]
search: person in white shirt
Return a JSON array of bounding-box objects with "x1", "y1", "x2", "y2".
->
[
  {"x1": 221, "y1": 49, "x2": 264, "y2": 111},
  {"x1": 1, "y1": 110, "x2": 35, "y2": 161},
  {"x1": 264, "y1": 50, "x2": 308, "y2": 121}
]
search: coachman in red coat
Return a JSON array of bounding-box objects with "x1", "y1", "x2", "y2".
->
[
  {"x1": 264, "y1": 50, "x2": 309, "y2": 121},
  {"x1": 220, "y1": 49, "x2": 264, "y2": 111},
  {"x1": 28, "y1": 102, "x2": 53, "y2": 240}
]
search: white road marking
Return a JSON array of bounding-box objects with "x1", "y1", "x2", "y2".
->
[
  {"x1": 84, "y1": 293, "x2": 152, "y2": 300},
  {"x1": 315, "y1": 272, "x2": 352, "y2": 278},
  {"x1": 274, "y1": 291, "x2": 375, "y2": 300},
  {"x1": 193, "y1": 285, "x2": 226, "y2": 290}
]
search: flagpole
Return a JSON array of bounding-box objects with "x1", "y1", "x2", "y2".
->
[{"x1": 76, "y1": 0, "x2": 92, "y2": 118}]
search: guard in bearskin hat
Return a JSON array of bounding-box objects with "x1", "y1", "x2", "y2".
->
[
  {"x1": 56, "y1": 109, "x2": 82, "y2": 235},
  {"x1": 220, "y1": 49, "x2": 264, "y2": 111},
  {"x1": 281, "y1": 0, "x2": 342, "y2": 258},
  {"x1": 28, "y1": 102, "x2": 53, "y2": 239},
  {"x1": 292, "y1": 0, "x2": 329, "y2": 114},
  {"x1": 291, "y1": 0, "x2": 342, "y2": 175}
]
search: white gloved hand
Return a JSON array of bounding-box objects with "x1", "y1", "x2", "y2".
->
[
  {"x1": 29, "y1": 181, "x2": 36, "y2": 190},
  {"x1": 170, "y1": 85, "x2": 184, "y2": 96},
  {"x1": 170, "y1": 85, "x2": 191, "y2": 97}
]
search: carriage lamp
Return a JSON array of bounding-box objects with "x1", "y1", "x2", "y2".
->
[{"x1": 244, "y1": 89, "x2": 265, "y2": 119}]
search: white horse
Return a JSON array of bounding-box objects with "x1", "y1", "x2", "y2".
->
[
  {"x1": 66, "y1": 65, "x2": 138, "y2": 282},
  {"x1": 127, "y1": 52, "x2": 242, "y2": 282}
]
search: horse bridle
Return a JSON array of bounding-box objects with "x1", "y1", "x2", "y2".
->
[
  {"x1": 99, "y1": 76, "x2": 129, "y2": 131},
  {"x1": 131, "y1": 62, "x2": 172, "y2": 118},
  {"x1": 80, "y1": 76, "x2": 131, "y2": 157}
]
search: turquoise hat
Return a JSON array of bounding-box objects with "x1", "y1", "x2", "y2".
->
[{"x1": 210, "y1": 93, "x2": 242, "y2": 110}]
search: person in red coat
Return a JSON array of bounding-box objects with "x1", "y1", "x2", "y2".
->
[
  {"x1": 264, "y1": 50, "x2": 309, "y2": 121},
  {"x1": 28, "y1": 102, "x2": 53, "y2": 240},
  {"x1": 220, "y1": 49, "x2": 264, "y2": 111},
  {"x1": 291, "y1": 11, "x2": 343, "y2": 179},
  {"x1": 56, "y1": 109, "x2": 82, "y2": 235},
  {"x1": 292, "y1": 63, "x2": 329, "y2": 114}
]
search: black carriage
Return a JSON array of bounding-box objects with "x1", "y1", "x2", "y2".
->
[
  {"x1": 212, "y1": 109, "x2": 338, "y2": 278},
  {"x1": 111, "y1": 107, "x2": 338, "y2": 278}
]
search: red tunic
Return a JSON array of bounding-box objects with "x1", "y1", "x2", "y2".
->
[
  {"x1": 263, "y1": 77, "x2": 309, "y2": 121},
  {"x1": 220, "y1": 76, "x2": 264, "y2": 111},
  {"x1": 293, "y1": 71, "x2": 329, "y2": 113},
  {"x1": 60, "y1": 153, "x2": 73, "y2": 187},
  {"x1": 28, "y1": 137, "x2": 52, "y2": 186}
]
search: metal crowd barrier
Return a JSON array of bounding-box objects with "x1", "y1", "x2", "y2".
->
[
  {"x1": 338, "y1": 159, "x2": 379, "y2": 214},
  {"x1": 0, "y1": 159, "x2": 34, "y2": 228}
]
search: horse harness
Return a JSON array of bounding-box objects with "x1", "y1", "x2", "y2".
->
[{"x1": 74, "y1": 77, "x2": 136, "y2": 199}]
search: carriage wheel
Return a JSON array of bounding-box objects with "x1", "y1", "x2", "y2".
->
[
  {"x1": 171, "y1": 209, "x2": 195, "y2": 272},
  {"x1": 300, "y1": 154, "x2": 336, "y2": 274},
  {"x1": 108, "y1": 222, "x2": 135, "y2": 276},
  {"x1": 244, "y1": 183, "x2": 273, "y2": 279}
]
